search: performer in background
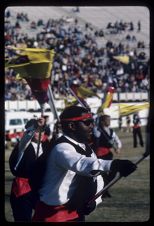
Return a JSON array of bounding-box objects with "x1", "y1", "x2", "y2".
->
[
  {"x1": 92, "y1": 114, "x2": 122, "y2": 198},
  {"x1": 132, "y1": 113, "x2": 144, "y2": 148},
  {"x1": 9, "y1": 117, "x2": 49, "y2": 222},
  {"x1": 126, "y1": 115, "x2": 131, "y2": 133}
]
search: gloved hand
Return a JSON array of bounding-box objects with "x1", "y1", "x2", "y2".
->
[
  {"x1": 110, "y1": 159, "x2": 137, "y2": 177},
  {"x1": 78, "y1": 201, "x2": 96, "y2": 215},
  {"x1": 25, "y1": 119, "x2": 38, "y2": 130}
]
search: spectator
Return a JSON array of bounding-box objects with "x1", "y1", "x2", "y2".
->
[{"x1": 137, "y1": 20, "x2": 141, "y2": 32}]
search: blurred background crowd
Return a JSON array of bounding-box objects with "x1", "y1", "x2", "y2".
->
[{"x1": 5, "y1": 7, "x2": 150, "y2": 101}]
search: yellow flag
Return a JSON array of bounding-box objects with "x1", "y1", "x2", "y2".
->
[
  {"x1": 77, "y1": 85, "x2": 100, "y2": 99},
  {"x1": 5, "y1": 48, "x2": 55, "y2": 79},
  {"x1": 119, "y1": 103, "x2": 149, "y2": 116},
  {"x1": 113, "y1": 55, "x2": 129, "y2": 64},
  {"x1": 64, "y1": 97, "x2": 78, "y2": 107},
  {"x1": 97, "y1": 87, "x2": 115, "y2": 114}
]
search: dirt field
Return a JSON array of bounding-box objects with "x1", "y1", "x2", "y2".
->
[{"x1": 4, "y1": 128, "x2": 150, "y2": 222}]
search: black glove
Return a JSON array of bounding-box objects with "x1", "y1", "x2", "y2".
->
[
  {"x1": 110, "y1": 159, "x2": 137, "y2": 177},
  {"x1": 25, "y1": 119, "x2": 38, "y2": 129},
  {"x1": 78, "y1": 201, "x2": 96, "y2": 215}
]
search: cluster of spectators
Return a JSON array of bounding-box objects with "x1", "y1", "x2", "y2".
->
[
  {"x1": 106, "y1": 20, "x2": 141, "y2": 34},
  {"x1": 5, "y1": 9, "x2": 149, "y2": 101}
]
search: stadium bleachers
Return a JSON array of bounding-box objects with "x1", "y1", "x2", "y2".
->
[
  {"x1": 5, "y1": 6, "x2": 150, "y2": 101},
  {"x1": 6, "y1": 6, "x2": 149, "y2": 43}
]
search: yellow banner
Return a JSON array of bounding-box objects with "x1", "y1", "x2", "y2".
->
[
  {"x1": 64, "y1": 97, "x2": 78, "y2": 107},
  {"x1": 5, "y1": 48, "x2": 55, "y2": 79},
  {"x1": 77, "y1": 85, "x2": 100, "y2": 99},
  {"x1": 97, "y1": 91, "x2": 114, "y2": 114},
  {"x1": 119, "y1": 103, "x2": 149, "y2": 116},
  {"x1": 113, "y1": 55, "x2": 129, "y2": 64}
]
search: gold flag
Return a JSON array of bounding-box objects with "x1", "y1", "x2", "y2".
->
[
  {"x1": 119, "y1": 103, "x2": 149, "y2": 116},
  {"x1": 113, "y1": 55, "x2": 129, "y2": 64},
  {"x1": 77, "y1": 85, "x2": 100, "y2": 99},
  {"x1": 5, "y1": 47, "x2": 55, "y2": 79},
  {"x1": 97, "y1": 87, "x2": 115, "y2": 114}
]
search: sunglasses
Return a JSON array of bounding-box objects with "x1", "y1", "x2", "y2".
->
[{"x1": 79, "y1": 119, "x2": 94, "y2": 126}]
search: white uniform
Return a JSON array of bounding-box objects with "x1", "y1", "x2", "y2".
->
[{"x1": 39, "y1": 135, "x2": 113, "y2": 206}]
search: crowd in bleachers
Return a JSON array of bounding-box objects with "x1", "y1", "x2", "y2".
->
[
  {"x1": 105, "y1": 20, "x2": 141, "y2": 34},
  {"x1": 5, "y1": 9, "x2": 149, "y2": 101}
]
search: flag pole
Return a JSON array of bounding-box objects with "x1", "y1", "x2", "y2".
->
[
  {"x1": 14, "y1": 100, "x2": 45, "y2": 169},
  {"x1": 69, "y1": 87, "x2": 87, "y2": 108},
  {"x1": 47, "y1": 84, "x2": 59, "y2": 121},
  {"x1": 14, "y1": 128, "x2": 36, "y2": 170},
  {"x1": 36, "y1": 103, "x2": 45, "y2": 159},
  {"x1": 86, "y1": 152, "x2": 150, "y2": 207},
  {"x1": 65, "y1": 85, "x2": 89, "y2": 110}
]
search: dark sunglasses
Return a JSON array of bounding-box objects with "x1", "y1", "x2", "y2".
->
[{"x1": 79, "y1": 119, "x2": 94, "y2": 126}]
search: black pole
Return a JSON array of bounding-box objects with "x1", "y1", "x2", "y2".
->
[{"x1": 86, "y1": 152, "x2": 149, "y2": 206}]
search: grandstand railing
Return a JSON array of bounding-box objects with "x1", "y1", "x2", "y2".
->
[{"x1": 5, "y1": 92, "x2": 149, "y2": 112}]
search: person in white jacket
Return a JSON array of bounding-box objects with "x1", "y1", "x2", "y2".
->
[
  {"x1": 92, "y1": 114, "x2": 122, "y2": 198},
  {"x1": 93, "y1": 114, "x2": 122, "y2": 160},
  {"x1": 32, "y1": 106, "x2": 136, "y2": 222}
]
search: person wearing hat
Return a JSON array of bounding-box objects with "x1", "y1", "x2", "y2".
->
[
  {"x1": 9, "y1": 117, "x2": 49, "y2": 222},
  {"x1": 92, "y1": 114, "x2": 122, "y2": 198},
  {"x1": 32, "y1": 106, "x2": 136, "y2": 222}
]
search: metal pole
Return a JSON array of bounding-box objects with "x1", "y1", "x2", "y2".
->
[
  {"x1": 36, "y1": 128, "x2": 42, "y2": 159},
  {"x1": 48, "y1": 84, "x2": 59, "y2": 121},
  {"x1": 14, "y1": 128, "x2": 36, "y2": 170},
  {"x1": 86, "y1": 153, "x2": 149, "y2": 206},
  {"x1": 36, "y1": 104, "x2": 45, "y2": 159},
  {"x1": 68, "y1": 87, "x2": 89, "y2": 109}
]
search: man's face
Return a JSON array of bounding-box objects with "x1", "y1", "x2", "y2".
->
[
  {"x1": 74, "y1": 118, "x2": 94, "y2": 143},
  {"x1": 101, "y1": 116, "x2": 111, "y2": 127}
]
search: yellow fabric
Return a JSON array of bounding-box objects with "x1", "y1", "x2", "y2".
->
[
  {"x1": 94, "y1": 79, "x2": 103, "y2": 87},
  {"x1": 77, "y1": 85, "x2": 100, "y2": 99},
  {"x1": 119, "y1": 103, "x2": 149, "y2": 116},
  {"x1": 15, "y1": 73, "x2": 22, "y2": 80},
  {"x1": 113, "y1": 55, "x2": 129, "y2": 64},
  {"x1": 97, "y1": 92, "x2": 114, "y2": 113},
  {"x1": 64, "y1": 97, "x2": 78, "y2": 107},
  {"x1": 5, "y1": 48, "x2": 55, "y2": 79}
]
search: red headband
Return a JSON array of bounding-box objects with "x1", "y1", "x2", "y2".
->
[{"x1": 61, "y1": 113, "x2": 93, "y2": 122}]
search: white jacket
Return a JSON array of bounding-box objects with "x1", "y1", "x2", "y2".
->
[{"x1": 39, "y1": 135, "x2": 113, "y2": 206}]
